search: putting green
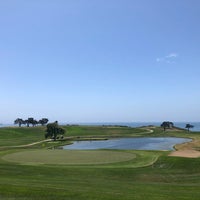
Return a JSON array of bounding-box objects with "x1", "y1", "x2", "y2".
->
[{"x1": 2, "y1": 150, "x2": 136, "y2": 165}]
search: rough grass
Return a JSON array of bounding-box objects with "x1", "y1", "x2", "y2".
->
[{"x1": 0, "y1": 127, "x2": 46, "y2": 146}]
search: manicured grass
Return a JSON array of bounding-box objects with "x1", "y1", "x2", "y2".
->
[
  {"x1": 2, "y1": 150, "x2": 136, "y2": 165},
  {"x1": 1, "y1": 155, "x2": 200, "y2": 200},
  {"x1": 1, "y1": 125, "x2": 200, "y2": 199}
]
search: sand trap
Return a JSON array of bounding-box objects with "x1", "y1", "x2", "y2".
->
[{"x1": 169, "y1": 150, "x2": 200, "y2": 158}]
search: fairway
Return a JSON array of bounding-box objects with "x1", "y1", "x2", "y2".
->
[
  {"x1": 1, "y1": 126, "x2": 200, "y2": 200},
  {"x1": 2, "y1": 150, "x2": 136, "y2": 165}
]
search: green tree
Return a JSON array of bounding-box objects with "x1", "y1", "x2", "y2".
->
[
  {"x1": 185, "y1": 124, "x2": 194, "y2": 132},
  {"x1": 39, "y1": 118, "x2": 49, "y2": 126},
  {"x1": 32, "y1": 119, "x2": 38, "y2": 127},
  {"x1": 14, "y1": 118, "x2": 24, "y2": 127},
  {"x1": 161, "y1": 121, "x2": 174, "y2": 131},
  {"x1": 45, "y1": 121, "x2": 65, "y2": 140},
  {"x1": 25, "y1": 118, "x2": 38, "y2": 127}
]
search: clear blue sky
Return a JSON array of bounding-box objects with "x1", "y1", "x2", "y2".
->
[{"x1": 1, "y1": 0, "x2": 200, "y2": 124}]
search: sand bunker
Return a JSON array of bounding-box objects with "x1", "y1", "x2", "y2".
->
[{"x1": 169, "y1": 150, "x2": 200, "y2": 158}]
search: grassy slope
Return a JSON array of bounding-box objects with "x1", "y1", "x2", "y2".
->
[
  {"x1": 65, "y1": 125, "x2": 146, "y2": 137},
  {"x1": 0, "y1": 127, "x2": 46, "y2": 146},
  {"x1": 0, "y1": 126, "x2": 200, "y2": 200}
]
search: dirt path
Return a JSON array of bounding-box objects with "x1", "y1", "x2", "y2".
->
[
  {"x1": 0, "y1": 139, "x2": 52, "y2": 149},
  {"x1": 14, "y1": 139, "x2": 53, "y2": 147}
]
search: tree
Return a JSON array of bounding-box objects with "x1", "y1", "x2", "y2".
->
[
  {"x1": 14, "y1": 117, "x2": 48, "y2": 128},
  {"x1": 57, "y1": 127, "x2": 65, "y2": 139},
  {"x1": 25, "y1": 118, "x2": 38, "y2": 127},
  {"x1": 32, "y1": 119, "x2": 38, "y2": 127},
  {"x1": 14, "y1": 118, "x2": 24, "y2": 127},
  {"x1": 24, "y1": 119, "x2": 29, "y2": 127},
  {"x1": 185, "y1": 124, "x2": 194, "y2": 132},
  {"x1": 39, "y1": 118, "x2": 49, "y2": 126},
  {"x1": 45, "y1": 121, "x2": 65, "y2": 140},
  {"x1": 26, "y1": 118, "x2": 33, "y2": 127},
  {"x1": 161, "y1": 121, "x2": 174, "y2": 131}
]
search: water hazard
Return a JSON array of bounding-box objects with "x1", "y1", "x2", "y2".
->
[{"x1": 62, "y1": 137, "x2": 192, "y2": 151}]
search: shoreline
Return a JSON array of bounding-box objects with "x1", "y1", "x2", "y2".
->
[{"x1": 169, "y1": 137, "x2": 200, "y2": 158}]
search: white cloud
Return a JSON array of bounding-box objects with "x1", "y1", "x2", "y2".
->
[
  {"x1": 156, "y1": 53, "x2": 178, "y2": 63},
  {"x1": 166, "y1": 53, "x2": 178, "y2": 58}
]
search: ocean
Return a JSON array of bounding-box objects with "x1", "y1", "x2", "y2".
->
[{"x1": 1, "y1": 122, "x2": 200, "y2": 132}]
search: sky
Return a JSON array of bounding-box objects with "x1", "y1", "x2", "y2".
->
[{"x1": 1, "y1": 0, "x2": 200, "y2": 124}]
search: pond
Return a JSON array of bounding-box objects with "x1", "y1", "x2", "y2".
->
[{"x1": 62, "y1": 137, "x2": 192, "y2": 151}]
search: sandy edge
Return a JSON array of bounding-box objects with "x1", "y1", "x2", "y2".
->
[
  {"x1": 169, "y1": 138, "x2": 200, "y2": 158},
  {"x1": 169, "y1": 149, "x2": 200, "y2": 158}
]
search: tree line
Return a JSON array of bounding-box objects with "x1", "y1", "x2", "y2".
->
[
  {"x1": 14, "y1": 118, "x2": 65, "y2": 140},
  {"x1": 14, "y1": 118, "x2": 49, "y2": 127},
  {"x1": 161, "y1": 121, "x2": 194, "y2": 132}
]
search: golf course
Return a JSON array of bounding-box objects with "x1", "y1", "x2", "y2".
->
[{"x1": 0, "y1": 125, "x2": 200, "y2": 200}]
